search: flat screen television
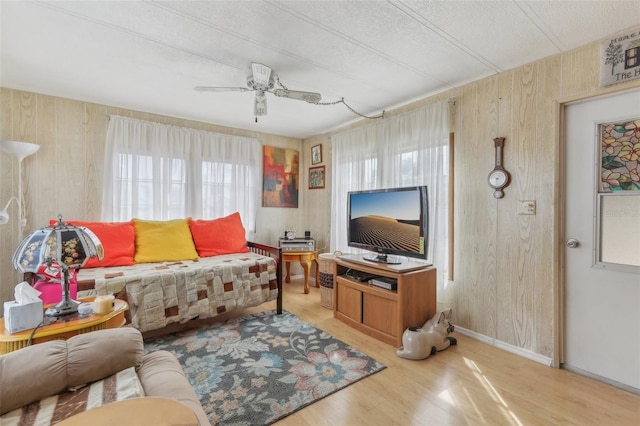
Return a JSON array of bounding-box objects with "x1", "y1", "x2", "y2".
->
[{"x1": 347, "y1": 185, "x2": 428, "y2": 264}]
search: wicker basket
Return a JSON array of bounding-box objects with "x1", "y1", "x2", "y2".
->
[{"x1": 318, "y1": 253, "x2": 336, "y2": 309}]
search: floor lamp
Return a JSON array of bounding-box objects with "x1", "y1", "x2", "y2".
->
[{"x1": 0, "y1": 141, "x2": 40, "y2": 228}]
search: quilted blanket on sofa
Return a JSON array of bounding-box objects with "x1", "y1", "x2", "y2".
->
[{"x1": 76, "y1": 253, "x2": 278, "y2": 332}]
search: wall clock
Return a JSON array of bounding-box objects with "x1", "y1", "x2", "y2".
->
[{"x1": 488, "y1": 137, "x2": 510, "y2": 199}]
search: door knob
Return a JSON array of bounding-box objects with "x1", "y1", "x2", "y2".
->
[{"x1": 566, "y1": 238, "x2": 580, "y2": 248}]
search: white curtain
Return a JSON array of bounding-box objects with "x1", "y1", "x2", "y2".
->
[
  {"x1": 102, "y1": 116, "x2": 261, "y2": 233},
  {"x1": 330, "y1": 101, "x2": 450, "y2": 300}
]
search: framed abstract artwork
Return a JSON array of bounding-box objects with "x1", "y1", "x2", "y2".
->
[
  {"x1": 309, "y1": 165, "x2": 325, "y2": 189},
  {"x1": 262, "y1": 146, "x2": 299, "y2": 208}
]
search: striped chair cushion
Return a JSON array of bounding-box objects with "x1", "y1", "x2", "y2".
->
[{"x1": 0, "y1": 367, "x2": 144, "y2": 425}]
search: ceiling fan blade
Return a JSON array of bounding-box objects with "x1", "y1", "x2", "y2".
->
[
  {"x1": 194, "y1": 86, "x2": 249, "y2": 92},
  {"x1": 273, "y1": 89, "x2": 321, "y2": 104}
]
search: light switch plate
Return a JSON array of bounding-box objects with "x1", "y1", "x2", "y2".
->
[{"x1": 519, "y1": 200, "x2": 536, "y2": 215}]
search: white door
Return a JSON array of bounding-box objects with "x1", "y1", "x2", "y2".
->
[{"x1": 564, "y1": 89, "x2": 640, "y2": 392}]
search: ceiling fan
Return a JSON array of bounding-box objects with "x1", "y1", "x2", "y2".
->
[{"x1": 195, "y1": 63, "x2": 322, "y2": 119}]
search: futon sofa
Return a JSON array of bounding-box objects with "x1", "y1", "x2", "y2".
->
[
  {"x1": 28, "y1": 213, "x2": 282, "y2": 335},
  {"x1": 0, "y1": 327, "x2": 210, "y2": 425}
]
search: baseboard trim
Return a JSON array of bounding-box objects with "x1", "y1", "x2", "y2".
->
[
  {"x1": 454, "y1": 326, "x2": 553, "y2": 367},
  {"x1": 562, "y1": 364, "x2": 640, "y2": 395},
  {"x1": 454, "y1": 327, "x2": 639, "y2": 394}
]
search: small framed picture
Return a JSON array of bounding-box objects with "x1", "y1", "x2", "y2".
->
[
  {"x1": 309, "y1": 166, "x2": 325, "y2": 189},
  {"x1": 311, "y1": 144, "x2": 322, "y2": 165}
]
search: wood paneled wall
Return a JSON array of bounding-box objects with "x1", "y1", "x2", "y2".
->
[
  {"x1": 0, "y1": 92, "x2": 301, "y2": 312},
  {"x1": 299, "y1": 134, "x2": 332, "y2": 254},
  {"x1": 2, "y1": 27, "x2": 639, "y2": 362},
  {"x1": 301, "y1": 29, "x2": 640, "y2": 362}
]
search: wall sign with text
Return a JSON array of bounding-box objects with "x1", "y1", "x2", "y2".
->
[{"x1": 600, "y1": 29, "x2": 640, "y2": 87}]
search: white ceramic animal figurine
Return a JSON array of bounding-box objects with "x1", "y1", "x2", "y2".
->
[{"x1": 396, "y1": 308, "x2": 457, "y2": 360}]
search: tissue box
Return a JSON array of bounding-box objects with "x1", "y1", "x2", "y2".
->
[{"x1": 3, "y1": 300, "x2": 44, "y2": 334}]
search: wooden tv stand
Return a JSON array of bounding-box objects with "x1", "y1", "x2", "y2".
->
[{"x1": 333, "y1": 256, "x2": 436, "y2": 347}]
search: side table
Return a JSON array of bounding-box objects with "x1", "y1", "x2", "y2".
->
[
  {"x1": 283, "y1": 250, "x2": 319, "y2": 294},
  {"x1": 0, "y1": 298, "x2": 128, "y2": 354}
]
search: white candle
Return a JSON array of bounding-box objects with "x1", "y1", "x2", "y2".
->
[{"x1": 94, "y1": 295, "x2": 114, "y2": 314}]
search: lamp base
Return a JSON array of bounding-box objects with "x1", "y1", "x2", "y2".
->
[{"x1": 45, "y1": 298, "x2": 79, "y2": 317}]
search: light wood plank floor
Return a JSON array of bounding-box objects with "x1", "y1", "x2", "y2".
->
[{"x1": 242, "y1": 278, "x2": 640, "y2": 426}]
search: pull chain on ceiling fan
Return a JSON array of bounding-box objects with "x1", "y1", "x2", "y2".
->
[{"x1": 195, "y1": 62, "x2": 383, "y2": 122}]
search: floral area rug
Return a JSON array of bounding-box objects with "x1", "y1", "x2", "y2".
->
[{"x1": 143, "y1": 310, "x2": 386, "y2": 425}]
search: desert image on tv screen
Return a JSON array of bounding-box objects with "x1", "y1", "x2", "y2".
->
[{"x1": 349, "y1": 190, "x2": 422, "y2": 254}]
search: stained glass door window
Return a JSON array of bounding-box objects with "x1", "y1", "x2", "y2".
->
[
  {"x1": 596, "y1": 118, "x2": 640, "y2": 270},
  {"x1": 600, "y1": 119, "x2": 640, "y2": 192}
]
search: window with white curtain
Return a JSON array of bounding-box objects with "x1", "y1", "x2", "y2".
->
[
  {"x1": 102, "y1": 116, "x2": 261, "y2": 233},
  {"x1": 330, "y1": 101, "x2": 451, "y2": 300}
]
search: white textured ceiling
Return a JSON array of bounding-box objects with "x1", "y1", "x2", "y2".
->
[{"x1": 2, "y1": 1, "x2": 639, "y2": 139}]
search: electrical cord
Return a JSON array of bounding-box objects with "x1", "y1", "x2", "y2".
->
[
  {"x1": 316, "y1": 98, "x2": 385, "y2": 120},
  {"x1": 275, "y1": 74, "x2": 384, "y2": 120},
  {"x1": 26, "y1": 320, "x2": 45, "y2": 347}
]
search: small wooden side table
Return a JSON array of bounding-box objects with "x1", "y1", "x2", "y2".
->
[
  {"x1": 283, "y1": 250, "x2": 319, "y2": 294},
  {"x1": 56, "y1": 397, "x2": 199, "y2": 426},
  {"x1": 0, "y1": 298, "x2": 128, "y2": 354}
]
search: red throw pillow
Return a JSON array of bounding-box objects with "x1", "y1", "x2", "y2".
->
[
  {"x1": 48, "y1": 220, "x2": 136, "y2": 268},
  {"x1": 189, "y1": 212, "x2": 250, "y2": 257}
]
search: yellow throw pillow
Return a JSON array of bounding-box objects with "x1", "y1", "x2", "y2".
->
[{"x1": 133, "y1": 218, "x2": 199, "y2": 263}]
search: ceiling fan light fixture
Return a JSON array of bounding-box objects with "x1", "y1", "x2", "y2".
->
[{"x1": 254, "y1": 90, "x2": 267, "y2": 117}]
